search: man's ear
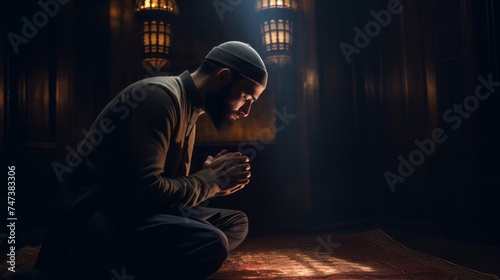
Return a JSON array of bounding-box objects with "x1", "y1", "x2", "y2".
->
[{"x1": 215, "y1": 68, "x2": 233, "y2": 86}]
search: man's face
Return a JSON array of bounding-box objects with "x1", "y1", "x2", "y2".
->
[{"x1": 204, "y1": 73, "x2": 265, "y2": 133}]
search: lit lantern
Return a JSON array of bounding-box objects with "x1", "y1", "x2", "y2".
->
[
  {"x1": 134, "y1": 0, "x2": 179, "y2": 71},
  {"x1": 255, "y1": 0, "x2": 298, "y2": 66}
]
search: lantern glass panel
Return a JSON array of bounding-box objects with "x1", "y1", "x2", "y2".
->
[
  {"x1": 135, "y1": 0, "x2": 178, "y2": 70},
  {"x1": 255, "y1": 0, "x2": 298, "y2": 11},
  {"x1": 135, "y1": 0, "x2": 179, "y2": 14}
]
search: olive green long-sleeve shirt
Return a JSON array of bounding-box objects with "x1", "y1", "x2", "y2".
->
[{"x1": 62, "y1": 71, "x2": 221, "y2": 220}]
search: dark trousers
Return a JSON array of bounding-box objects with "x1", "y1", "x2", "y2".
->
[{"x1": 32, "y1": 206, "x2": 248, "y2": 280}]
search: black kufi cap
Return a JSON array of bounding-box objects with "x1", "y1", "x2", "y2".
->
[{"x1": 205, "y1": 41, "x2": 268, "y2": 87}]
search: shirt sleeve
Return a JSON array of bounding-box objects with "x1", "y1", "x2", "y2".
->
[{"x1": 122, "y1": 82, "x2": 220, "y2": 210}]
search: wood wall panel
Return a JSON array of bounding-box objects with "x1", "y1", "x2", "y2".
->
[
  {"x1": 0, "y1": 0, "x2": 63, "y2": 234},
  {"x1": 55, "y1": 1, "x2": 75, "y2": 156},
  {"x1": 401, "y1": 0, "x2": 430, "y2": 127},
  {"x1": 109, "y1": 0, "x2": 142, "y2": 100},
  {"x1": 23, "y1": 35, "x2": 53, "y2": 141},
  {"x1": 361, "y1": 0, "x2": 500, "y2": 242},
  {"x1": 1, "y1": 1, "x2": 5, "y2": 169},
  {"x1": 311, "y1": 0, "x2": 374, "y2": 226}
]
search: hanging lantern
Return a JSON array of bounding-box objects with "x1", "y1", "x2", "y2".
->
[
  {"x1": 134, "y1": 0, "x2": 179, "y2": 71},
  {"x1": 255, "y1": 0, "x2": 298, "y2": 66}
]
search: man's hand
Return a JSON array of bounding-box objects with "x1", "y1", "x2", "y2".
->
[{"x1": 203, "y1": 150, "x2": 251, "y2": 196}]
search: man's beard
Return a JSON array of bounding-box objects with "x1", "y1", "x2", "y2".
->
[{"x1": 204, "y1": 83, "x2": 239, "y2": 134}]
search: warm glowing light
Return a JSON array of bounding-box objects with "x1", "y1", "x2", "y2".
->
[
  {"x1": 256, "y1": 0, "x2": 298, "y2": 66},
  {"x1": 256, "y1": 0, "x2": 298, "y2": 11},
  {"x1": 259, "y1": 19, "x2": 293, "y2": 66},
  {"x1": 135, "y1": 0, "x2": 179, "y2": 70},
  {"x1": 227, "y1": 249, "x2": 376, "y2": 278},
  {"x1": 109, "y1": 5, "x2": 121, "y2": 29},
  {"x1": 303, "y1": 68, "x2": 318, "y2": 94},
  {"x1": 135, "y1": 0, "x2": 179, "y2": 14}
]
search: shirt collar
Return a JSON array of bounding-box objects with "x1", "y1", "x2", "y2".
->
[{"x1": 179, "y1": 70, "x2": 203, "y2": 110}]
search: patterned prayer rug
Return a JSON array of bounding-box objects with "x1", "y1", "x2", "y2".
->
[
  {"x1": 1, "y1": 229, "x2": 498, "y2": 279},
  {"x1": 209, "y1": 229, "x2": 499, "y2": 280}
]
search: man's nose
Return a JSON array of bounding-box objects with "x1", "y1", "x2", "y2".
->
[{"x1": 239, "y1": 102, "x2": 252, "y2": 117}]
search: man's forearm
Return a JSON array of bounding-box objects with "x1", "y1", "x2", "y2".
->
[{"x1": 138, "y1": 169, "x2": 221, "y2": 208}]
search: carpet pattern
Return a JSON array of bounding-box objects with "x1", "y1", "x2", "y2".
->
[
  {"x1": 209, "y1": 229, "x2": 499, "y2": 280},
  {"x1": 1, "y1": 230, "x2": 498, "y2": 279},
  {"x1": 0, "y1": 245, "x2": 40, "y2": 275}
]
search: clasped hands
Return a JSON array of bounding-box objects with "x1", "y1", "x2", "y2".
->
[{"x1": 203, "y1": 150, "x2": 251, "y2": 196}]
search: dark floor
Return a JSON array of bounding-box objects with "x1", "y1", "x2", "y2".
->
[
  {"x1": 382, "y1": 227, "x2": 500, "y2": 277},
  {"x1": 247, "y1": 224, "x2": 500, "y2": 277},
  {"x1": 3, "y1": 222, "x2": 500, "y2": 278},
  {"x1": 235, "y1": 213, "x2": 500, "y2": 277}
]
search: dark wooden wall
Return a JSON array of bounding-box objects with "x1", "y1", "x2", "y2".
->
[
  {"x1": 1, "y1": 0, "x2": 499, "y2": 245},
  {"x1": 1, "y1": 0, "x2": 116, "y2": 232},
  {"x1": 314, "y1": 0, "x2": 499, "y2": 243}
]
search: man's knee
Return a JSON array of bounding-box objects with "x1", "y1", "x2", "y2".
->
[
  {"x1": 234, "y1": 210, "x2": 249, "y2": 225},
  {"x1": 225, "y1": 210, "x2": 249, "y2": 251},
  {"x1": 202, "y1": 227, "x2": 229, "y2": 260},
  {"x1": 226, "y1": 210, "x2": 249, "y2": 232},
  {"x1": 174, "y1": 227, "x2": 228, "y2": 279}
]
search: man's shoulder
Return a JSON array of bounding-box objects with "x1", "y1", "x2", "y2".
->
[
  {"x1": 124, "y1": 75, "x2": 183, "y2": 105},
  {"x1": 141, "y1": 75, "x2": 180, "y2": 89}
]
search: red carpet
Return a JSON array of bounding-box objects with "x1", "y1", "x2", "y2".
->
[
  {"x1": 209, "y1": 229, "x2": 499, "y2": 280},
  {"x1": 1, "y1": 229, "x2": 498, "y2": 279}
]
